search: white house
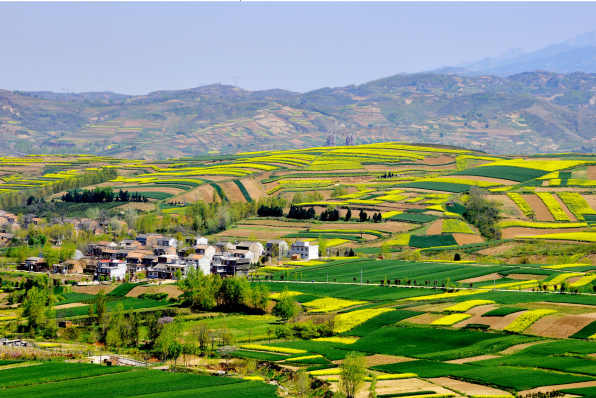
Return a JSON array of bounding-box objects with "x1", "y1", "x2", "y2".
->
[
  {"x1": 289, "y1": 241, "x2": 319, "y2": 260},
  {"x1": 96, "y1": 259, "x2": 128, "y2": 280},
  {"x1": 193, "y1": 236, "x2": 208, "y2": 246},
  {"x1": 194, "y1": 244, "x2": 216, "y2": 260},
  {"x1": 157, "y1": 236, "x2": 177, "y2": 247},
  {"x1": 186, "y1": 254, "x2": 211, "y2": 275}
]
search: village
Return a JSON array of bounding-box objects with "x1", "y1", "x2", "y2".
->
[{"x1": 0, "y1": 206, "x2": 320, "y2": 283}]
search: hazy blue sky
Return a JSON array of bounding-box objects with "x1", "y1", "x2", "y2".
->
[{"x1": 1, "y1": 2, "x2": 596, "y2": 95}]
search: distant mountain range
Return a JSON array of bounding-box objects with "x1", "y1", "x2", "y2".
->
[{"x1": 433, "y1": 30, "x2": 596, "y2": 76}]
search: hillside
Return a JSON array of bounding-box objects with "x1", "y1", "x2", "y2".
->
[{"x1": 1, "y1": 71, "x2": 596, "y2": 159}]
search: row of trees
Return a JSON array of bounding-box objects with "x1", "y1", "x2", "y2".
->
[
  {"x1": 257, "y1": 205, "x2": 283, "y2": 217},
  {"x1": 61, "y1": 188, "x2": 148, "y2": 203},
  {"x1": 287, "y1": 206, "x2": 316, "y2": 220}
]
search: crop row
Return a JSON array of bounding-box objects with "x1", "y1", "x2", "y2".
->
[
  {"x1": 536, "y1": 193, "x2": 571, "y2": 221},
  {"x1": 507, "y1": 193, "x2": 534, "y2": 218}
]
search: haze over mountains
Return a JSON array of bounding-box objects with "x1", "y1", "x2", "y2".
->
[
  {"x1": 2, "y1": 29, "x2": 596, "y2": 159},
  {"x1": 433, "y1": 30, "x2": 596, "y2": 77}
]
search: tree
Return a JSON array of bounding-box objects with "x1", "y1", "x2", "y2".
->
[
  {"x1": 154, "y1": 319, "x2": 183, "y2": 362},
  {"x1": 217, "y1": 345, "x2": 238, "y2": 371},
  {"x1": 359, "y1": 209, "x2": 367, "y2": 222},
  {"x1": 95, "y1": 289, "x2": 107, "y2": 325},
  {"x1": 272, "y1": 288, "x2": 302, "y2": 322},
  {"x1": 318, "y1": 236, "x2": 328, "y2": 257},
  {"x1": 345, "y1": 208, "x2": 352, "y2": 221},
  {"x1": 293, "y1": 369, "x2": 312, "y2": 397},
  {"x1": 42, "y1": 246, "x2": 61, "y2": 269},
  {"x1": 22, "y1": 286, "x2": 53, "y2": 330},
  {"x1": 339, "y1": 352, "x2": 367, "y2": 398},
  {"x1": 330, "y1": 186, "x2": 348, "y2": 198}
]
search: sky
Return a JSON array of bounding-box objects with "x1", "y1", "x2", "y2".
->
[{"x1": 1, "y1": 2, "x2": 596, "y2": 95}]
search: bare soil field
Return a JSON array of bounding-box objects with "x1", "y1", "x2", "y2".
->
[
  {"x1": 446, "y1": 355, "x2": 500, "y2": 364},
  {"x1": 54, "y1": 303, "x2": 89, "y2": 310},
  {"x1": 458, "y1": 308, "x2": 527, "y2": 330},
  {"x1": 72, "y1": 285, "x2": 117, "y2": 295},
  {"x1": 430, "y1": 377, "x2": 511, "y2": 396},
  {"x1": 531, "y1": 315, "x2": 596, "y2": 338},
  {"x1": 240, "y1": 178, "x2": 265, "y2": 200},
  {"x1": 333, "y1": 354, "x2": 416, "y2": 367},
  {"x1": 126, "y1": 284, "x2": 183, "y2": 299},
  {"x1": 179, "y1": 184, "x2": 215, "y2": 203},
  {"x1": 453, "y1": 233, "x2": 484, "y2": 245},
  {"x1": 521, "y1": 380, "x2": 596, "y2": 395},
  {"x1": 339, "y1": 378, "x2": 456, "y2": 398},
  {"x1": 520, "y1": 302, "x2": 596, "y2": 315},
  {"x1": 426, "y1": 219, "x2": 443, "y2": 235},
  {"x1": 522, "y1": 194, "x2": 554, "y2": 221},
  {"x1": 524, "y1": 313, "x2": 567, "y2": 336},
  {"x1": 477, "y1": 242, "x2": 521, "y2": 256},
  {"x1": 501, "y1": 227, "x2": 587, "y2": 239},
  {"x1": 459, "y1": 273, "x2": 502, "y2": 283},
  {"x1": 588, "y1": 166, "x2": 596, "y2": 180},
  {"x1": 218, "y1": 181, "x2": 246, "y2": 202},
  {"x1": 507, "y1": 273, "x2": 549, "y2": 281}
]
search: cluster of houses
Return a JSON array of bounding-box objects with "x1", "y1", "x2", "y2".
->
[
  {"x1": 20, "y1": 233, "x2": 320, "y2": 281},
  {"x1": 0, "y1": 211, "x2": 126, "y2": 236}
]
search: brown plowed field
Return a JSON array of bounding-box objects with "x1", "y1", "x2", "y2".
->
[
  {"x1": 429, "y1": 377, "x2": 511, "y2": 396},
  {"x1": 446, "y1": 355, "x2": 501, "y2": 364},
  {"x1": 529, "y1": 315, "x2": 596, "y2": 338},
  {"x1": 453, "y1": 233, "x2": 484, "y2": 245},
  {"x1": 458, "y1": 308, "x2": 527, "y2": 330},
  {"x1": 240, "y1": 179, "x2": 265, "y2": 201},
  {"x1": 219, "y1": 181, "x2": 246, "y2": 202},
  {"x1": 501, "y1": 227, "x2": 588, "y2": 239},
  {"x1": 508, "y1": 273, "x2": 549, "y2": 281},
  {"x1": 459, "y1": 273, "x2": 502, "y2": 283},
  {"x1": 522, "y1": 194, "x2": 554, "y2": 221},
  {"x1": 589, "y1": 166, "x2": 596, "y2": 180},
  {"x1": 72, "y1": 285, "x2": 117, "y2": 295},
  {"x1": 426, "y1": 219, "x2": 443, "y2": 235},
  {"x1": 521, "y1": 380, "x2": 596, "y2": 395},
  {"x1": 524, "y1": 313, "x2": 566, "y2": 336},
  {"x1": 54, "y1": 303, "x2": 89, "y2": 310},
  {"x1": 179, "y1": 184, "x2": 215, "y2": 203}
]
